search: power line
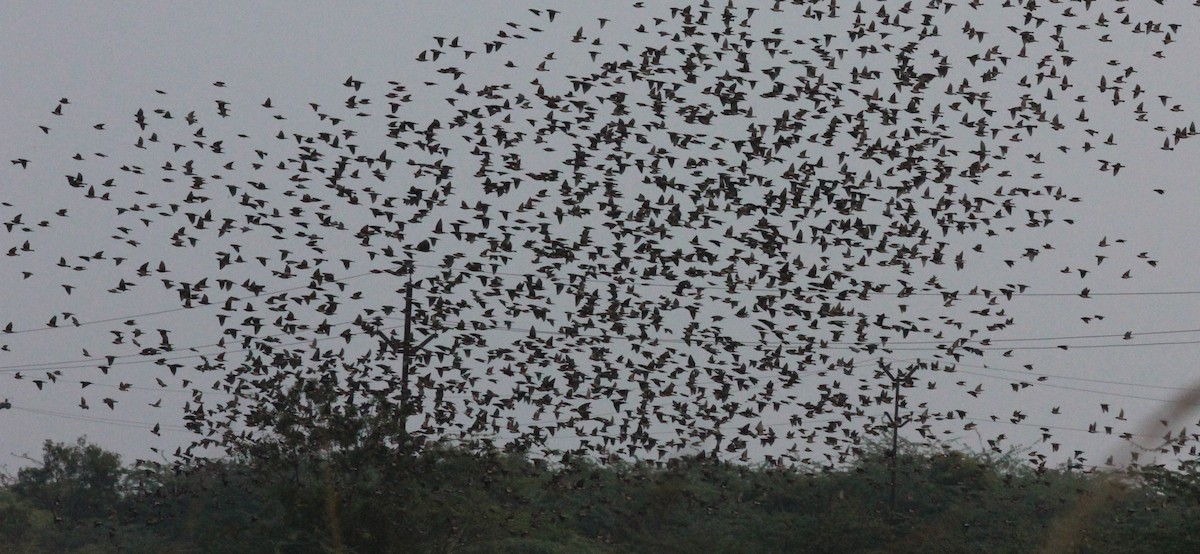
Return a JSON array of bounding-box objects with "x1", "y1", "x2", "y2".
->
[
  {"x1": 8, "y1": 306, "x2": 1200, "y2": 380},
  {"x1": 950, "y1": 368, "x2": 1194, "y2": 405},
  {"x1": 882, "y1": 338, "x2": 1200, "y2": 352},
  {"x1": 412, "y1": 261, "x2": 1200, "y2": 297},
  {"x1": 387, "y1": 317, "x2": 1200, "y2": 353},
  {"x1": 3, "y1": 254, "x2": 1197, "y2": 351},
  {"x1": 7, "y1": 405, "x2": 190, "y2": 433},
  {"x1": 0, "y1": 316, "x2": 369, "y2": 372},
  {"x1": 879, "y1": 327, "x2": 1200, "y2": 345},
  {"x1": 960, "y1": 417, "x2": 1163, "y2": 441},
  {"x1": 0, "y1": 267, "x2": 388, "y2": 335},
  {"x1": 939, "y1": 359, "x2": 1200, "y2": 394}
]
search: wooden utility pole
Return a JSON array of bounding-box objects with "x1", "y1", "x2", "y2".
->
[
  {"x1": 879, "y1": 359, "x2": 920, "y2": 512},
  {"x1": 368, "y1": 261, "x2": 438, "y2": 456},
  {"x1": 398, "y1": 266, "x2": 415, "y2": 454}
]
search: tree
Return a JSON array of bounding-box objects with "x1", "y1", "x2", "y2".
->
[
  {"x1": 11, "y1": 437, "x2": 124, "y2": 522},
  {"x1": 0, "y1": 487, "x2": 53, "y2": 553}
]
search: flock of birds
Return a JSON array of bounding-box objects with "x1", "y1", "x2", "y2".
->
[{"x1": 3, "y1": 0, "x2": 1198, "y2": 471}]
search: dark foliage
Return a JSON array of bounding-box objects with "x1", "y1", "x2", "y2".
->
[{"x1": 3, "y1": 437, "x2": 1200, "y2": 552}]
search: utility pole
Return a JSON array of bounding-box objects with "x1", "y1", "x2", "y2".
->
[
  {"x1": 368, "y1": 261, "x2": 439, "y2": 456},
  {"x1": 399, "y1": 264, "x2": 414, "y2": 454},
  {"x1": 879, "y1": 359, "x2": 920, "y2": 513}
]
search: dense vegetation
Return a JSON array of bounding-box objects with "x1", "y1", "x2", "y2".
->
[{"x1": 2, "y1": 438, "x2": 1198, "y2": 553}]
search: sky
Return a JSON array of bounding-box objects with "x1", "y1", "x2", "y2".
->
[{"x1": 3, "y1": 1, "x2": 1200, "y2": 473}]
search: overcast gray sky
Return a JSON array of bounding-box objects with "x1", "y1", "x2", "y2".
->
[{"x1": 3, "y1": 1, "x2": 1200, "y2": 472}]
